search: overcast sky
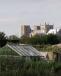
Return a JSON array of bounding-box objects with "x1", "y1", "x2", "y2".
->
[{"x1": 0, "y1": 0, "x2": 61, "y2": 36}]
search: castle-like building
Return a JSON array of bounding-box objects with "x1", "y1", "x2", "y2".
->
[
  {"x1": 20, "y1": 22, "x2": 61, "y2": 37},
  {"x1": 30, "y1": 23, "x2": 53, "y2": 37}
]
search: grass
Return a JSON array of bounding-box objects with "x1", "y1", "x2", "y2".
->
[
  {"x1": 33, "y1": 45, "x2": 61, "y2": 52},
  {"x1": 0, "y1": 56, "x2": 60, "y2": 76}
]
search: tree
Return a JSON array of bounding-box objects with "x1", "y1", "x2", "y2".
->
[
  {"x1": 8, "y1": 35, "x2": 20, "y2": 43},
  {"x1": 20, "y1": 35, "x2": 30, "y2": 44},
  {"x1": 20, "y1": 34, "x2": 60, "y2": 45},
  {"x1": 0, "y1": 32, "x2": 7, "y2": 47},
  {"x1": 46, "y1": 34, "x2": 59, "y2": 44}
]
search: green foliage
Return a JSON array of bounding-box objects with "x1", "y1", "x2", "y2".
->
[
  {"x1": 0, "y1": 32, "x2": 7, "y2": 47},
  {"x1": 0, "y1": 56, "x2": 61, "y2": 76},
  {"x1": 33, "y1": 44, "x2": 61, "y2": 52},
  {"x1": 20, "y1": 35, "x2": 30, "y2": 44},
  {"x1": 7, "y1": 35, "x2": 20, "y2": 43},
  {"x1": 20, "y1": 34, "x2": 60, "y2": 45},
  {"x1": 46, "y1": 34, "x2": 59, "y2": 44}
]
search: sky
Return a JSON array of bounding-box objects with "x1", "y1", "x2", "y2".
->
[{"x1": 0, "y1": 0, "x2": 61, "y2": 36}]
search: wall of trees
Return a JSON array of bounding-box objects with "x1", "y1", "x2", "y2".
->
[{"x1": 20, "y1": 34, "x2": 60, "y2": 45}]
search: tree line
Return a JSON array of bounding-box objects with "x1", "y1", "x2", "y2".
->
[
  {"x1": 0, "y1": 31, "x2": 61, "y2": 47},
  {"x1": 20, "y1": 34, "x2": 61, "y2": 45}
]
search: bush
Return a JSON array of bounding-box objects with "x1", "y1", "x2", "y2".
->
[{"x1": 20, "y1": 34, "x2": 60, "y2": 45}]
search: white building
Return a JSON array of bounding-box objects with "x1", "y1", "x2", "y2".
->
[
  {"x1": 47, "y1": 29, "x2": 61, "y2": 35},
  {"x1": 30, "y1": 23, "x2": 53, "y2": 37}
]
